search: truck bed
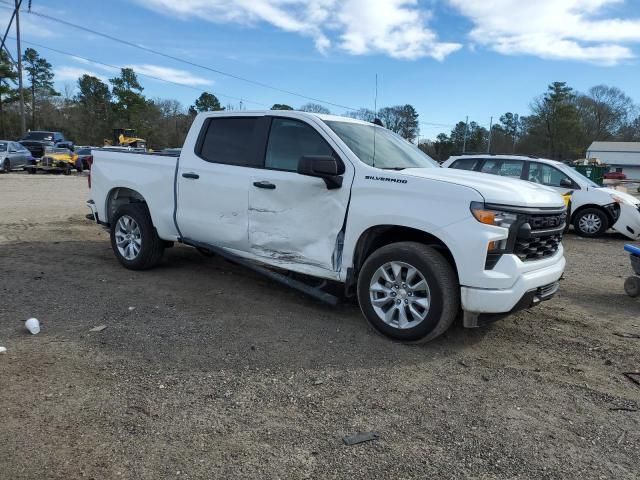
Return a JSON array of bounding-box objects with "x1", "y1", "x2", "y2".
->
[{"x1": 90, "y1": 149, "x2": 181, "y2": 240}]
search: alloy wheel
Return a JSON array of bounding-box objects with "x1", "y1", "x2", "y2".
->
[
  {"x1": 369, "y1": 261, "x2": 431, "y2": 329},
  {"x1": 115, "y1": 215, "x2": 142, "y2": 260}
]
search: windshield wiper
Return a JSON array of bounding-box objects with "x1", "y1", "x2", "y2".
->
[{"x1": 381, "y1": 167, "x2": 406, "y2": 170}]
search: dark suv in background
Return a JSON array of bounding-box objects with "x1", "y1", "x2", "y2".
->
[{"x1": 19, "y1": 131, "x2": 74, "y2": 159}]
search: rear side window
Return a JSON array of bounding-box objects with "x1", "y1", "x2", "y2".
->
[
  {"x1": 480, "y1": 159, "x2": 524, "y2": 178},
  {"x1": 265, "y1": 118, "x2": 333, "y2": 171},
  {"x1": 198, "y1": 117, "x2": 261, "y2": 167},
  {"x1": 450, "y1": 158, "x2": 480, "y2": 170}
]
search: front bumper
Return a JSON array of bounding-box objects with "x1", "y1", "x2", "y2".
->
[
  {"x1": 460, "y1": 252, "x2": 565, "y2": 327},
  {"x1": 612, "y1": 203, "x2": 640, "y2": 240}
]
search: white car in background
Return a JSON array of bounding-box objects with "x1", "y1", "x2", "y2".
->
[{"x1": 443, "y1": 154, "x2": 640, "y2": 239}]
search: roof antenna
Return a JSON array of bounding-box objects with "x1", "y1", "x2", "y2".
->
[{"x1": 372, "y1": 73, "x2": 378, "y2": 168}]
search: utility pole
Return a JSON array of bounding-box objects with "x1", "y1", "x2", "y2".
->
[
  {"x1": 487, "y1": 116, "x2": 493, "y2": 153},
  {"x1": 15, "y1": 0, "x2": 26, "y2": 135},
  {"x1": 512, "y1": 115, "x2": 518, "y2": 153},
  {"x1": 462, "y1": 115, "x2": 468, "y2": 153}
]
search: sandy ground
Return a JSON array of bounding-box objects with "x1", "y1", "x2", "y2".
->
[{"x1": 0, "y1": 173, "x2": 639, "y2": 479}]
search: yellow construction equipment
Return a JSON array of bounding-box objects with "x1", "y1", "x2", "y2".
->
[{"x1": 104, "y1": 128, "x2": 147, "y2": 150}]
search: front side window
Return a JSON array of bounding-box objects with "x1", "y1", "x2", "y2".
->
[
  {"x1": 480, "y1": 159, "x2": 524, "y2": 178},
  {"x1": 528, "y1": 163, "x2": 571, "y2": 187},
  {"x1": 451, "y1": 158, "x2": 481, "y2": 170},
  {"x1": 0, "y1": 142, "x2": 7, "y2": 152},
  {"x1": 265, "y1": 118, "x2": 333, "y2": 171},
  {"x1": 198, "y1": 117, "x2": 261, "y2": 167}
]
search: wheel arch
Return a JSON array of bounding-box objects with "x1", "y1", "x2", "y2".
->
[
  {"x1": 571, "y1": 203, "x2": 616, "y2": 227},
  {"x1": 350, "y1": 225, "x2": 459, "y2": 287},
  {"x1": 105, "y1": 187, "x2": 147, "y2": 224}
]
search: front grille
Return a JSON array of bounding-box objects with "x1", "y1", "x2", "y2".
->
[
  {"x1": 515, "y1": 233, "x2": 562, "y2": 261},
  {"x1": 24, "y1": 144, "x2": 44, "y2": 157},
  {"x1": 514, "y1": 212, "x2": 565, "y2": 262}
]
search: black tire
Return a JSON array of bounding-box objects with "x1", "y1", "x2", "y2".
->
[
  {"x1": 573, "y1": 208, "x2": 608, "y2": 237},
  {"x1": 62, "y1": 163, "x2": 72, "y2": 176},
  {"x1": 2, "y1": 159, "x2": 9, "y2": 173},
  {"x1": 27, "y1": 167, "x2": 36, "y2": 174},
  {"x1": 109, "y1": 203, "x2": 164, "y2": 270},
  {"x1": 624, "y1": 276, "x2": 640, "y2": 298},
  {"x1": 357, "y1": 242, "x2": 459, "y2": 343}
]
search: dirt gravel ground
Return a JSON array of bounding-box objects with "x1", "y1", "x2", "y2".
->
[{"x1": 1, "y1": 173, "x2": 639, "y2": 479}]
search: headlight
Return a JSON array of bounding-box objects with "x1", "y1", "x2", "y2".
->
[{"x1": 470, "y1": 202, "x2": 519, "y2": 228}]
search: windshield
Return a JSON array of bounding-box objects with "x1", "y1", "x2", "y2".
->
[
  {"x1": 324, "y1": 120, "x2": 438, "y2": 169},
  {"x1": 556, "y1": 163, "x2": 599, "y2": 188},
  {"x1": 24, "y1": 131, "x2": 53, "y2": 141},
  {"x1": 45, "y1": 147, "x2": 70, "y2": 154}
]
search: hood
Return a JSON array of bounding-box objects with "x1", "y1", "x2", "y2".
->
[
  {"x1": 598, "y1": 187, "x2": 640, "y2": 206},
  {"x1": 401, "y1": 167, "x2": 565, "y2": 208}
]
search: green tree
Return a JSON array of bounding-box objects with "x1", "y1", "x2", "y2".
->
[
  {"x1": 0, "y1": 50, "x2": 19, "y2": 137},
  {"x1": 22, "y1": 48, "x2": 59, "y2": 129},
  {"x1": 110, "y1": 68, "x2": 146, "y2": 125},
  {"x1": 397, "y1": 105, "x2": 419, "y2": 142},
  {"x1": 76, "y1": 75, "x2": 112, "y2": 145},
  {"x1": 271, "y1": 103, "x2": 293, "y2": 110},
  {"x1": 191, "y1": 92, "x2": 224, "y2": 112},
  {"x1": 377, "y1": 105, "x2": 420, "y2": 141},
  {"x1": 528, "y1": 82, "x2": 583, "y2": 159}
]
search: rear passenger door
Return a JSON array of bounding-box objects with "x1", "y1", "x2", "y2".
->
[
  {"x1": 247, "y1": 117, "x2": 353, "y2": 276},
  {"x1": 176, "y1": 115, "x2": 267, "y2": 252}
]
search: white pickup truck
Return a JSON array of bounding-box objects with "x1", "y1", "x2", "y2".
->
[{"x1": 88, "y1": 111, "x2": 567, "y2": 343}]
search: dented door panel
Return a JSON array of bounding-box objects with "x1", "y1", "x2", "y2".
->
[{"x1": 248, "y1": 171, "x2": 350, "y2": 275}]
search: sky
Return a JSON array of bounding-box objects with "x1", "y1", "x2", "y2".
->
[{"x1": 2, "y1": 0, "x2": 640, "y2": 139}]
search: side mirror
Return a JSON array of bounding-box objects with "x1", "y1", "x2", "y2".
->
[
  {"x1": 297, "y1": 155, "x2": 344, "y2": 189},
  {"x1": 559, "y1": 178, "x2": 573, "y2": 188}
]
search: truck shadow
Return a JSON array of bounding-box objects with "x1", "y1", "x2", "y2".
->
[{"x1": 1, "y1": 240, "x2": 497, "y2": 374}]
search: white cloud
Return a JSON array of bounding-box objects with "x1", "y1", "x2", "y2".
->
[
  {"x1": 54, "y1": 66, "x2": 105, "y2": 82},
  {"x1": 125, "y1": 64, "x2": 213, "y2": 86},
  {"x1": 448, "y1": 0, "x2": 640, "y2": 65},
  {"x1": 134, "y1": 0, "x2": 461, "y2": 60}
]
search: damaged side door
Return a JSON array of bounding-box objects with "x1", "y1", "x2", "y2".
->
[{"x1": 248, "y1": 117, "x2": 353, "y2": 278}]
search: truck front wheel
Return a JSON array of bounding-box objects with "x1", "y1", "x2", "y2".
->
[
  {"x1": 357, "y1": 242, "x2": 459, "y2": 343},
  {"x1": 110, "y1": 203, "x2": 164, "y2": 270}
]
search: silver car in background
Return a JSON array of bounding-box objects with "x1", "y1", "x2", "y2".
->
[{"x1": 0, "y1": 141, "x2": 32, "y2": 173}]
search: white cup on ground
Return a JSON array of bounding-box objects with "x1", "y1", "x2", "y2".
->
[{"x1": 25, "y1": 318, "x2": 40, "y2": 335}]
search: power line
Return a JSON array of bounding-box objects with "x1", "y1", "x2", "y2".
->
[
  {"x1": 8, "y1": 36, "x2": 270, "y2": 108},
  {"x1": 0, "y1": 0, "x2": 360, "y2": 111}
]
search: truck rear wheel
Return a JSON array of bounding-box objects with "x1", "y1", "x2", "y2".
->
[
  {"x1": 357, "y1": 242, "x2": 459, "y2": 343},
  {"x1": 110, "y1": 203, "x2": 164, "y2": 270}
]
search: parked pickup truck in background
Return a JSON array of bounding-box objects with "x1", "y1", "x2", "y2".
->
[
  {"x1": 19, "y1": 130, "x2": 74, "y2": 159},
  {"x1": 87, "y1": 111, "x2": 567, "y2": 343}
]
